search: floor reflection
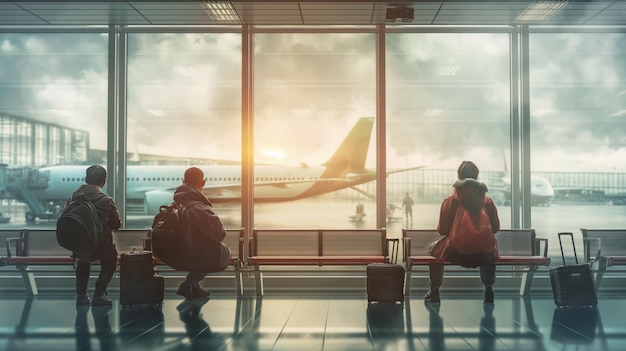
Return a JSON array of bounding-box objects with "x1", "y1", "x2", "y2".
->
[{"x1": 1, "y1": 294, "x2": 625, "y2": 351}]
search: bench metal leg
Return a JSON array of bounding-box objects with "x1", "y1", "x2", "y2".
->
[
  {"x1": 594, "y1": 258, "x2": 608, "y2": 293},
  {"x1": 519, "y1": 269, "x2": 535, "y2": 296},
  {"x1": 254, "y1": 269, "x2": 264, "y2": 296},
  {"x1": 235, "y1": 271, "x2": 243, "y2": 296},
  {"x1": 20, "y1": 269, "x2": 38, "y2": 296},
  {"x1": 404, "y1": 269, "x2": 412, "y2": 296}
]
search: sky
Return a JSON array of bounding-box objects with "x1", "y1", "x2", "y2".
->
[{"x1": 0, "y1": 31, "x2": 624, "y2": 173}]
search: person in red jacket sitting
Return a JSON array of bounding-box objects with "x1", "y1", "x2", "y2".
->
[{"x1": 425, "y1": 160, "x2": 500, "y2": 304}]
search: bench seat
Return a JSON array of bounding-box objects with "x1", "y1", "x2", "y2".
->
[
  {"x1": 408, "y1": 255, "x2": 550, "y2": 266},
  {"x1": 2, "y1": 228, "x2": 244, "y2": 296},
  {"x1": 580, "y1": 228, "x2": 626, "y2": 292},
  {"x1": 403, "y1": 229, "x2": 550, "y2": 296},
  {"x1": 608, "y1": 256, "x2": 626, "y2": 265},
  {"x1": 249, "y1": 255, "x2": 387, "y2": 265},
  {"x1": 248, "y1": 228, "x2": 390, "y2": 295}
]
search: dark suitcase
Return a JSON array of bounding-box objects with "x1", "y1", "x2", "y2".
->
[
  {"x1": 550, "y1": 232, "x2": 598, "y2": 307},
  {"x1": 120, "y1": 250, "x2": 164, "y2": 307},
  {"x1": 367, "y1": 239, "x2": 404, "y2": 304}
]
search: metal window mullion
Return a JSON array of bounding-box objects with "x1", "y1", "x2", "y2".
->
[
  {"x1": 376, "y1": 24, "x2": 387, "y2": 230},
  {"x1": 520, "y1": 25, "x2": 532, "y2": 229}
]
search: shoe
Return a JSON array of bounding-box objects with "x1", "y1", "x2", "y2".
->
[
  {"x1": 484, "y1": 287, "x2": 494, "y2": 304},
  {"x1": 92, "y1": 295, "x2": 113, "y2": 307},
  {"x1": 192, "y1": 285, "x2": 210, "y2": 299},
  {"x1": 76, "y1": 295, "x2": 91, "y2": 306},
  {"x1": 424, "y1": 289, "x2": 440, "y2": 303},
  {"x1": 176, "y1": 282, "x2": 194, "y2": 300}
]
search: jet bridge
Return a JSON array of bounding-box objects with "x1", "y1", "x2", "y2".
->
[{"x1": 4, "y1": 167, "x2": 58, "y2": 222}]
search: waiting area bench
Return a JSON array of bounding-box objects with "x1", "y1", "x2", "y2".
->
[
  {"x1": 402, "y1": 229, "x2": 550, "y2": 296},
  {"x1": 1, "y1": 228, "x2": 244, "y2": 296},
  {"x1": 248, "y1": 228, "x2": 390, "y2": 295},
  {"x1": 580, "y1": 228, "x2": 626, "y2": 292}
]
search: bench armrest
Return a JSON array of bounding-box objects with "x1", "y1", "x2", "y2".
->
[
  {"x1": 535, "y1": 238, "x2": 548, "y2": 257},
  {"x1": 6, "y1": 237, "x2": 21, "y2": 258},
  {"x1": 582, "y1": 237, "x2": 602, "y2": 263},
  {"x1": 402, "y1": 237, "x2": 411, "y2": 266}
]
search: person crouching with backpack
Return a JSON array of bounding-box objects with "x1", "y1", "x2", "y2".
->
[
  {"x1": 71, "y1": 165, "x2": 122, "y2": 307},
  {"x1": 425, "y1": 160, "x2": 500, "y2": 304},
  {"x1": 174, "y1": 167, "x2": 230, "y2": 300}
]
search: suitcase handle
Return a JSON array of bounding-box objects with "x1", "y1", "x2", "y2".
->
[
  {"x1": 557, "y1": 232, "x2": 578, "y2": 265},
  {"x1": 386, "y1": 238, "x2": 400, "y2": 264}
]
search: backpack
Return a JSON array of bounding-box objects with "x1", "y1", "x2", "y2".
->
[
  {"x1": 149, "y1": 202, "x2": 194, "y2": 270},
  {"x1": 446, "y1": 204, "x2": 498, "y2": 268},
  {"x1": 149, "y1": 201, "x2": 230, "y2": 272},
  {"x1": 56, "y1": 193, "x2": 106, "y2": 257}
]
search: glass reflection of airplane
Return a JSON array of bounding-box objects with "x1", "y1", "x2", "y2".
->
[{"x1": 31, "y1": 117, "x2": 424, "y2": 216}]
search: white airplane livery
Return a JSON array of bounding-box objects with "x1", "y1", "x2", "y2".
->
[{"x1": 27, "y1": 117, "x2": 422, "y2": 216}]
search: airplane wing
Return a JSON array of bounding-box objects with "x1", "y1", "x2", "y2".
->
[{"x1": 384, "y1": 165, "x2": 427, "y2": 176}]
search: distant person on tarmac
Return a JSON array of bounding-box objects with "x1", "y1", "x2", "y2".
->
[{"x1": 402, "y1": 193, "x2": 414, "y2": 223}]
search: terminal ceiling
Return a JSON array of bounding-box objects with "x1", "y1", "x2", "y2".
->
[{"x1": 0, "y1": 0, "x2": 624, "y2": 26}]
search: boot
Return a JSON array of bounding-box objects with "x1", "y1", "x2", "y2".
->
[
  {"x1": 484, "y1": 286, "x2": 494, "y2": 304},
  {"x1": 424, "y1": 288, "x2": 440, "y2": 303}
]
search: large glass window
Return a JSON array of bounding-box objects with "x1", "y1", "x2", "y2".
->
[
  {"x1": 386, "y1": 33, "x2": 511, "y2": 237},
  {"x1": 253, "y1": 33, "x2": 376, "y2": 229},
  {"x1": 126, "y1": 33, "x2": 242, "y2": 229},
  {"x1": 529, "y1": 32, "x2": 626, "y2": 259},
  {"x1": 0, "y1": 33, "x2": 107, "y2": 227}
]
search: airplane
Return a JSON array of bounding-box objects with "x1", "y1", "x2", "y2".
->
[
  {"x1": 491, "y1": 154, "x2": 555, "y2": 206},
  {"x1": 20, "y1": 117, "x2": 424, "y2": 219}
]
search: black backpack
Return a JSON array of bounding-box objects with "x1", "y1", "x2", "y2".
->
[
  {"x1": 56, "y1": 193, "x2": 106, "y2": 257},
  {"x1": 149, "y1": 202, "x2": 195, "y2": 270},
  {"x1": 149, "y1": 201, "x2": 230, "y2": 272}
]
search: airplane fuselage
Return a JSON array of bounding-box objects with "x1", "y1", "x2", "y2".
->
[{"x1": 34, "y1": 164, "x2": 374, "y2": 204}]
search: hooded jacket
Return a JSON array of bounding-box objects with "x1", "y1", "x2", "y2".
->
[{"x1": 437, "y1": 178, "x2": 500, "y2": 237}]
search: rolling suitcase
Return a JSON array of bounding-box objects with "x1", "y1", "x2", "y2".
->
[
  {"x1": 550, "y1": 232, "x2": 597, "y2": 307},
  {"x1": 367, "y1": 239, "x2": 404, "y2": 304},
  {"x1": 120, "y1": 250, "x2": 164, "y2": 307}
]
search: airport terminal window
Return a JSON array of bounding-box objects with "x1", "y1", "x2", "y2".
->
[
  {"x1": 253, "y1": 33, "x2": 376, "y2": 229},
  {"x1": 529, "y1": 32, "x2": 626, "y2": 261},
  {"x1": 386, "y1": 33, "x2": 511, "y2": 236},
  {"x1": 0, "y1": 33, "x2": 108, "y2": 228},
  {"x1": 126, "y1": 33, "x2": 242, "y2": 229}
]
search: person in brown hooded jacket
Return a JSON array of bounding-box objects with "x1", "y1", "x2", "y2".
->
[{"x1": 425, "y1": 160, "x2": 500, "y2": 304}]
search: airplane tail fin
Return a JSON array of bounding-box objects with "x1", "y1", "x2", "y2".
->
[{"x1": 321, "y1": 117, "x2": 374, "y2": 178}]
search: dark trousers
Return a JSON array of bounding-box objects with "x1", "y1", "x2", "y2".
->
[
  {"x1": 75, "y1": 242, "x2": 117, "y2": 297},
  {"x1": 428, "y1": 263, "x2": 496, "y2": 289}
]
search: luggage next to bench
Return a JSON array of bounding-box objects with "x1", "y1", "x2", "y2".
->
[
  {"x1": 120, "y1": 250, "x2": 164, "y2": 307},
  {"x1": 367, "y1": 239, "x2": 404, "y2": 304},
  {"x1": 550, "y1": 232, "x2": 597, "y2": 307}
]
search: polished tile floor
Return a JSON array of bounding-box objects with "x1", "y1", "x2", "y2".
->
[{"x1": 0, "y1": 291, "x2": 622, "y2": 351}]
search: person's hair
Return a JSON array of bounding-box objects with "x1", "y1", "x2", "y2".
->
[
  {"x1": 184, "y1": 167, "x2": 205, "y2": 188},
  {"x1": 457, "y1": 160, "x2": 479, "y2": 180},
  {"x1": 85, "y1": 165, "x2": 107, "y2": 185}
]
